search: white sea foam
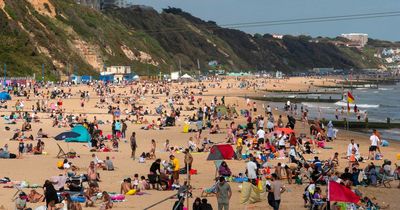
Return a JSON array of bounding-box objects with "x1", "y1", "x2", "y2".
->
[
  {"x1": 334, "y1": 101, "x2": 379, "y2": 108},
  {"x1": 378, "y1": 88, "x2": 394, "y2": 91}
]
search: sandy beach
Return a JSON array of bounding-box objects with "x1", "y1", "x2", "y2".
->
[{"x1": 0, "y1": 77, "x2": 399, "y2": 210}]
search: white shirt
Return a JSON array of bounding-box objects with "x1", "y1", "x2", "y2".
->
[
  {"x1": 278, "y1": 137, "x2": 286, "y2": 146},
  {"x1": 258, "y1": 120, "x2": 264, "y2": 129},
  {"x1": 257, "y1": 129, "x2": 265, "y2": 139},
  {"x1": 246, "y1": 161, "x2": 258, "y2": 179},
  {"x1": 347, "y1": 143, "x2": 359, "y2": 157},
  {"x1": 370, "y1": 134, "x2": 379, "y2": 146}
]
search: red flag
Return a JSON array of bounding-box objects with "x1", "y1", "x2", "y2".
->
[
  {"x1": 347, "y1": 92, "x2": 355, "y2": 103},
  {"x1": 329, "y1": 181, "x2": 360, "y2": 203}
]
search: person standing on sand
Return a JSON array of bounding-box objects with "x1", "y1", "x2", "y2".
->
[
  {"x1": 170, "y1": 155, "x2": 180, "y2": 185},
  {"x1": 184, "y1": 148, "x2": 193, "y2": 172},
  {"x1": 216, "y1": 176, "x2": 232, "y2": 210},
  {"x1": 269, "y1": 173, "x2": 286, "y2": 210},
  {"x1": 369, "y1": 130, "x2": 380, "y2": 160},
  {"x1": 130, "y1": 132, "x2": 137, "y2": 160}
]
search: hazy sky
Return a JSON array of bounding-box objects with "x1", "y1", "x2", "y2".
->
[{"x1": 133, "y1": 0, "x2": 400, "y2": 41}]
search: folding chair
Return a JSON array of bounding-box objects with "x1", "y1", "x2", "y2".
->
[{"x1": 56, "y1": 143, "x2": 68, "y2": 159}]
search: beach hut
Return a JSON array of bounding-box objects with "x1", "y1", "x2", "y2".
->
[
  {"x1": 0, "y1": 92, "x2": 11, "y2": 100},
  {"x1": 207, "y1": 144, "x2": 236, "y2": 160},
  {"x1": 65, "y1": 125, "x2": 91, "y2": 143}
]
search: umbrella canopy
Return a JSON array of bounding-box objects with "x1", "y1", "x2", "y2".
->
[
  {"x1": 275, "y1": 127, "x2": 295, "y2": 134},
  {"x1": 0, "y1": 92, "x2": 11, "y2": 100},
  {"x1": 55, "y1": 131, "x2": 81, "y2": 141}
]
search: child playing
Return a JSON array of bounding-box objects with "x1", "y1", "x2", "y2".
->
[
  {"x1": 139, "y1": 176, "x2": 150, "y2": 191},
  {"x1": 132, "y1": 174, "x2": 139, "y2": 189}
]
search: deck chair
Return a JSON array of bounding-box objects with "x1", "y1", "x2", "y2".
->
[
  {"x1": 378, "y1": 170, "x2": 395, "y2": 188},
  {"x1": 11, "y1": 186, "x2": 24, "y2": 201},
  {"x1": 201, "y1": 181, "x2": 219, "y2": 197},
  {"x1": 56, "y1": 143, "x2": 68, "y2": 159}
]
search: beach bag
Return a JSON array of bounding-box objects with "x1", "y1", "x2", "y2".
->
[
  {"x1": 183, "y1": 124, "x2": 189, "y2": 133},
  {"x1": 57, "y1": 161, "x2": 64, "y2": 169},
  {"x1": 189, "y1": 169, "x2": 197, "y2": 175},
  {"x1": 397, "y1": 153, "x2": 400, "y2": 160},
  {"x1": 375, "y1": 153, "x2": 383, "y2": 160}
]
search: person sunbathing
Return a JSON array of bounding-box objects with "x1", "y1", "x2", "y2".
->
[
  {"x1": 37, "y1": 128, "x2": 49, "y2": 138},
  {"x1": 21, "y1": 121, "x2": 32, "y2": 132},
  {"x1": 85, "y1": 183, "x2": 100, "y2": 207},
  {"x1": 120, "y1": 178, "x2": 133, "y2": 194}
]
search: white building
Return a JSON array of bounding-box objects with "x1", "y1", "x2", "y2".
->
[
  {"x1": 101, "y1": 0, "x2": 134, "y2": 9},
  {"x1": 272, "y1": 34, "x2": 284, "y2": 39},
  {"x1": 340, "y1": 33, "x2": 368, "y2": 47},
  {"x1": 114, "y1": 0, "x2": 134, "y2": 8},
  {"x1": 105, "y1": 66, "x2": 131, "y2": 74},
  {"x1": 76, "y1": 0, "x2": 101, "y2": 10}
]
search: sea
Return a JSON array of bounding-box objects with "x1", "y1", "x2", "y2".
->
[{"x1": 264, "y1": 83, "x2": 400, "y2": 141}]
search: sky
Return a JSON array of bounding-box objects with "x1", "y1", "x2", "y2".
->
[{"x1": 133, "y1": 0, "x2": 400, "y2": 41}]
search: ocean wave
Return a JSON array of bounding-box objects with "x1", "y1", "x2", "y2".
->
[
  {"x1": 301, "y1": 103, "x2": 336, "y2": 110},
  {"x1": 378, "y1": 88, "x2": 394, "y2": 91},
  {"x1": 381, "y1": 104, "x2": 400, "y2": 108},
  {"x1": 356, "y1": 87, "x2": 368, "y2": 90},
  {"x1": 334, "y1": 101, "x2": 379, "y2": 108}
]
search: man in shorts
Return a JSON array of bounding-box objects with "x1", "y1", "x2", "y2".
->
[
  {"x1": 170, "y1": 155, "x2": 180, "y2": 185},
  {"x1": 369, "y1": 129, "x2": 380, "y2": 160}
]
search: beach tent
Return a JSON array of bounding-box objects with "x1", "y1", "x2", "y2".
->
[
  {"x1": 207, "y1": 144, "x2": 236, "y2": 160},
  {"x1": 240, "y1": 181, "x2": 262, "y2": 204},
  {"x1": 180, "y1": 74, "x2": 192, "y2": 79},
  {"x1": 0, "y1": 92, "x2": 11, "y2": 100},
  {"x1": 216, "y1": 105, "x2": 238, "y2": 116},
  {"x1": 65, "y1": 125, "x2": 91, "y2": 143}
]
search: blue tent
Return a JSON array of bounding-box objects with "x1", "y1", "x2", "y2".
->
[
  {"x1": 99, "y1": 74, "x2": 114, "y2": 82},
  {"x1": 0, "y1": 92, "x2": 11, "y2": 100},
  {"x1": 65, "y1": 125, "x2": 91, "y2": 143}
]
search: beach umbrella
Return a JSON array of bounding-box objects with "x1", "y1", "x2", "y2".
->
[
  {"x1": 55, "y1": 131, "x2": 81, "y2": 140},
  {"x1": 275, "y1": 127, "x2": 295, "y2": 134}
]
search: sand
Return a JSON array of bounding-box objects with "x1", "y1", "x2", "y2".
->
[{"x1": 0, "y1": 77, "x2": 399, "y2": 210}]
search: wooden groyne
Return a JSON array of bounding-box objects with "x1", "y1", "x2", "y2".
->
[
  {"x1": 312, "y1": 118, "x2": 400, "y2": 129},
  {"x1": 246, "y1": 96, "x2": 341, "y2": 103},
  {"x1": 265, "y1": 89, "x2": 341, "y2": 94}
]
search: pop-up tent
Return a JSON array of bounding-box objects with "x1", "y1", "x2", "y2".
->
[
  {"x1": 65, "y1": 125, "x2": 91, "y2": 143},
  {"x1": 216, "y1": 105, "x2": 238, "y2": 116},
  {"x1": 207, "y1": 144, "x2": 236, "y2": 160},
  {"x1": 0, "y1": 92, "x2": 11, "y2": 100}
]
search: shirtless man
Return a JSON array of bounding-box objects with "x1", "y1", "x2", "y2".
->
[
  {"x1": 85, "y1": 183, "x2": 99, "y2": 207},
  {"x1": 120, "y1": 178, "x2": 132, "y2": 194}
]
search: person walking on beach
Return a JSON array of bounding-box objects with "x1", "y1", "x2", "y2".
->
[
  {"x1": 369, "y1": 129, "x2": 380, "y2": 160},
  {"x1": 216, "y1": 176, "x2": 232, "y2": 210},
  {"x1": 130, "y1": 132, "x2": 137, "y2": 160},
  {"x1": 170, "y1": 155, "x2": 180, "y2": 185},
  {"x1": 184, "y1": 148, "x2": 193, "y2": 172},
  {"x1": 269, "y1": 173, "x2": 286, "y2": 210}
]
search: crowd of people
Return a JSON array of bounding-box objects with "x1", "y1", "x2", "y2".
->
[{"x1": 0, "y1": 77, "x2": 399, "y2": 210}]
